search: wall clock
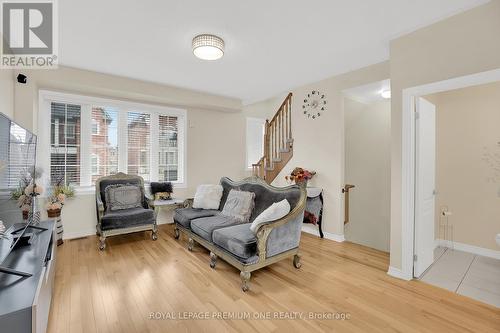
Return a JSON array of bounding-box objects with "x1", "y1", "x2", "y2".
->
[{"x1": 302, "y1": 90, "x2": 327, "y2": 120}]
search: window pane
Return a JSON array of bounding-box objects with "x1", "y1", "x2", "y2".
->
[
  {"x1": 127, "y1": 112, "x2": 150, "y2": 181},
  {"x1": 91, "y1": 107, "x2": 118, "y2": 183},
  {"x1": 158, "y1": 115, "x2": 178, "y2": 181},
  {"x1": 50, "y1": 102, "x2": 81, "y2": 185}
]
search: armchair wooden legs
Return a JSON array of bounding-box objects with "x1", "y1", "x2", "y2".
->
[
  {"x1": 293, "y1": 253, "x2": 302, "y2": 269},
  {"x1": 210, "y1": 252, "x2": 217, "y2": 269},
  {"x1": 151, "y1": 225, "x2": 158, "y2": 241},
  {"x1": 98, "y1": 236, "x2": 106, "y2": 251},
  {"x1": 188, "y1": 238, "x2": 194, "y2": 251},
  {"x1": 174, "y1": 227, "x2": 180, "y2": 240},
  {"x1": 240, "y1": 271, "x2": 251, "y2": 292}
]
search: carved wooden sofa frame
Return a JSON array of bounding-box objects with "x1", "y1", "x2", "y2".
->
[
  {"x1": 174, "y1": 177, "x2": 307, "y2": 291},
  {"x1": 95, "y1": 172, "x2": 158, "y2": 250}
]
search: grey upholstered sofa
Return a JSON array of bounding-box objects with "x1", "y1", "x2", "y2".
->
[
  {"x1": 173, "y1": 177, "x2": 307, "y2": 291},
  {"x1": 95, "y1": 172, "x2": 158, "y2": 250}
]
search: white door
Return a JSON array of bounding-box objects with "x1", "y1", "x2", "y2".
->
[{"x1": 414, "y1": 97, "x2": 436, "y2": 277}]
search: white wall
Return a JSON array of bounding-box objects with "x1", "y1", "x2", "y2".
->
[
  {"x1": 389, "y1": 0, "x2": 500, "y2": 270},
  {"x1": 425, "y1": 82, "x2": 500, "y2": 251},
  {"x1": 344, "y1": 98, "x2": 391, "y2": 252},
  {"x1": 12, "y1": 66, "x2": 246, "y2": 239},
  {"x1": 244, "y1": 62, "x2": 390, "y2": 238},
  {"x1": 0, "y1": 69, "x2": 14, "y2": 119}
]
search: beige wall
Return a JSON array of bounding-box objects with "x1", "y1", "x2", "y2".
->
[
  {"x1": 344, "y1": 98, "x2": 391, "y2": 252},
  {"x1": 0, "y1": 69, "x2": 14, "y2": 119},
  {"x1": 12, "y1": 66, "x2": 246, "y2": 238},
  {"x1": 244, "y1": 61, "x2": 390, "y2": 237},
  {"x1": 389, "y1": 0, "x2": 500, "y2": 269},
  {"x1": 425, "y1": 82, "x2": 500, "y2": 251}
]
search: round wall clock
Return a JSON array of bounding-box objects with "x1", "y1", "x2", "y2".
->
[{"x1": 302, "y1": 90, "x2": 327, "y2": 120}]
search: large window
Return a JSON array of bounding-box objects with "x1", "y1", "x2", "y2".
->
[{"x1": 39, "y1": 91, "x2": 186, "y2": 190}]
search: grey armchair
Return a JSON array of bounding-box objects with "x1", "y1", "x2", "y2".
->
[{"x1": 95, "y1": 172, "x2": 158, "y2": 250}]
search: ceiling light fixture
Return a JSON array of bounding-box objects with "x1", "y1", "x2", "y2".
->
[
  {"x1": 192, "y1": 34, "x2": 224, "y2": 61},
  {"x1": 381, "y1": 90, "x2": 391, "y2": 99}
]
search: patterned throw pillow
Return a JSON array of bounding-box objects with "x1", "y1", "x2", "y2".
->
[
  {"x1": 221, "y1": 189, "x2": 255, "y2": 222},
  {"x1": 105, "y1": 184, "x2": 143, "y2": 211}
]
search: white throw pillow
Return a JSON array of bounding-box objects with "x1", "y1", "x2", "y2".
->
[
  {"x1": 192, "y1": 184, "x2": 223, "y2": 210},
  {"x1": 250, "y1": 199, "x2": 291, "y2": 233}
]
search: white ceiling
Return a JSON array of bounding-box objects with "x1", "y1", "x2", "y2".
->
[
  {"x1": 343, "y1": 79, "x2": 391, "y2": 104},
  {"x1": 59, "y1": 0, "x2": 489, "y2": 104}
]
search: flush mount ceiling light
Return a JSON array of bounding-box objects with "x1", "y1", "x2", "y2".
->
[
  {"x1": 381, "y1": 90, "x2": 391, "y2": 99},
  {"x1": 192, "y1": 34, "x2": 224, "y2": 60}
]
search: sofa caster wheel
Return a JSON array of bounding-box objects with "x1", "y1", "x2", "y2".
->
[
  {"x1": 188, "y1": 238, "x2": 194, "y2": 252},
  {"x1": 151, "y1": 232, "x2": 158, "y2": 241},
  {"x1": 210, "y1": 252, "x2": 217, "y2": 269},
  {"x1": 98, "y1": 238, "x2": 106, "y2": 251},
  {"x1": 240, "y1": 271, "x2": 251, "y2": 292},
  {"x1": 174, "y1": 227, "x2": 180, "y2": 240},
  {"x1": 293, "y1": 254, "x2": 302, "y2": 269}
]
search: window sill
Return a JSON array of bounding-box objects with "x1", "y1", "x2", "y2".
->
[{"x1": 70, "y1": 182, "x2": 187, "y2": 197}]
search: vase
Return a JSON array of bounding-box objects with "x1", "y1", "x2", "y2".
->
[{"x1": 47, "y1": 208, "x2": 63, "y2": 245}]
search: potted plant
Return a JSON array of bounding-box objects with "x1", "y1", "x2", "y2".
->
[
  {"x1": 46, "y1": 176, "x2": 75, "y2": 216},
  {"x1": 10, "y1": 168, "x2": 43, "y2": 219},
  {"x1": 285, "y1": 167, "x2": 316, "y2": 186}
]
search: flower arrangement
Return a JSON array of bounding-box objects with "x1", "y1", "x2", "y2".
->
[
  {"x1": 10, "y1": 167, "x2": 43, "y2": 218},
  {"x1": 285, "y1": 167, "x2": 316, "y2": 184},
  {"x1": 46, "y1": 175, "x2": 75, "y2": 212}
]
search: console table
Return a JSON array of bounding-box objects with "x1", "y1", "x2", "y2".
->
[
  {"x1": 304, "y1": 187, "x2": 324, "y2": 238},
  {"x1": 0, "y1": 220, "x2": 56, "y2": 333}
]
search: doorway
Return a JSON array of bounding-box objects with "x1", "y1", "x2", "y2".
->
[
  {"x1": 342, "y1": 80, "x2": 391, "y2": 252},
  {"x1": 400, "y1": 69, "x2": 500, "y2": 308}
]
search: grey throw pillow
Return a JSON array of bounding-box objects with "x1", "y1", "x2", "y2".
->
[
  {"x1": 221, "y1": 189, "x2": 255, "y2": 222},
  {"x1": 105, "y1": 184, "x2": 143, "y2": 211}
]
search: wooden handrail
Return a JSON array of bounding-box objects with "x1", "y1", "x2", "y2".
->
[
  {"x1": 252, "y1": 93, "x2": 293, "y2": 183},
  {"x1": 269, "y1": 93, "x2": 293, "y2": 124}
]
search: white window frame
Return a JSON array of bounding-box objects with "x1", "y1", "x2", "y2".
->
[{"x1": 38, "y1": 90, "x2": 188, "y2": 194}]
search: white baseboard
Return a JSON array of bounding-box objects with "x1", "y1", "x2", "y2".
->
[
  {"x1": 435, "y1": 239, "x2": 500, "y2": 260},
  {"x1": 301, "y1": 225, "x2": 345, "y2": 242},
  {"x1": 63, "y1": 228, "x2": 95, "y2": 240},
  {"x1": 387, "y1": 266, "x2": 412, "y2": 281}
]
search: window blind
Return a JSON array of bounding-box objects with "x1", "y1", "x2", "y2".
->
[
  {"x1": 127, "y1": 112, "x2": 151, "y2": 181},
  {"x1": 50, "y1": 102, "x2": 81, "y2": 185},
  {"x1": 90, "y1": 107, "x2": 118, "y2": 183},
  {"x1": 158, "y1": 115, "x2": 178, "y2": 181}
]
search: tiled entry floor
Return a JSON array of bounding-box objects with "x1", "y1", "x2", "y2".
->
[{"x1": 420, "y1": 248, "x2": 500, "y2": 308}]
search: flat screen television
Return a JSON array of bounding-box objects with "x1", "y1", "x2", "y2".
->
[{"x1": 0, "y1": 112, "x2": 38, "y2": 273}]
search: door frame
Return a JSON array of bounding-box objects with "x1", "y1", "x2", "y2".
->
[{"x1": 398, "y1": 68, "x2": 500, "y2": 280}]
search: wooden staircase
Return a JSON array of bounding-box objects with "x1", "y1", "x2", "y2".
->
[{"x1": 252, "y1": 93, "x2": 293, "y2": 184}]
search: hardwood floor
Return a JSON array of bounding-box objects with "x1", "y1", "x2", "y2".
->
[{"x1": 47, "y1": 224, "x2": 500, "y2": 333}]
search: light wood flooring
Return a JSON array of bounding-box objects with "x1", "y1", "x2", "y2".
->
[{"x1": 47, "y1": 224, "x2": 500, "y2": 333}]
